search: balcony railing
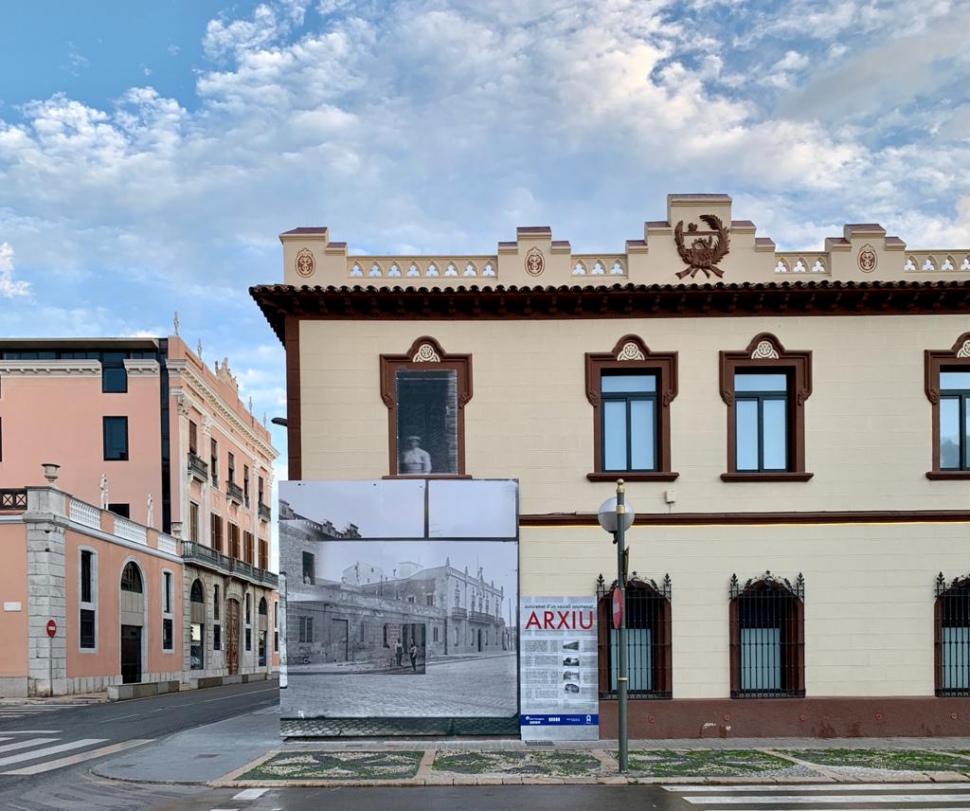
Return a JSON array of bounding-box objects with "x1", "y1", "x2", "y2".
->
[
  {"x1": 450, "y1": 607, "x2": 468, "y2": 620},
  {"x1": 0, "y1": 489, "x2": 27, "y2": 510},
  {"x1": 181, "y1": 540, "x2": 279, "y2": 588},
  {"x1": 470, "y1": 610, "x2": 499, "y2": 625},
  {"x1": 258, "y1": 502, "x2": 271, "y2": 522},
  {"x1": 187, "y1": 452, "x2": 209, "y2": 481},
  {"x1": 226, "y1": 481, "x2": 244, "y2": 504}
]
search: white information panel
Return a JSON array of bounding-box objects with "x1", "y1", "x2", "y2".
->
[{"x1": 519, "y1": 596, "x2": 598, "y2": 741}]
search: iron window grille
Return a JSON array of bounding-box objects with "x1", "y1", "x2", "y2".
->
[
  {"x1": 729, "y1": 571, "x2": 805, "y2": 698},
  {"x1": 935, "y1": 573, "x2": 970, "y2": 696},
  {"x1": 595, "y1": 572, "x2": 672, "y2": 699}
]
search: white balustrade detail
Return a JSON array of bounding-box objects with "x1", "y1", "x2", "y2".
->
[
  {"x1": 157, "y1": 535, "x2": 177, "y2": 555},
  {"x1": 114, "y1": 516, "x2": 147, "y2": 545},
  {"x1": 70, "y1": 499, "x2": 101, "y2": 529}
]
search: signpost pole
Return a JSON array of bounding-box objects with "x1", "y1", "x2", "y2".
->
[{"x1": 615, "y1": 480, "x2": 628, "y2": 774}]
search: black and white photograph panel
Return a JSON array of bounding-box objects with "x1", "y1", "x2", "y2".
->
[
  {"x1": 396, "y1": 368, "x2": 459, "y2": 475},
  {"x1": 280, "y1": 479, "x2": 426, "y2": 539},
  {"x1": 428, "y1": 479, "x2": 519, "y2": 539}
]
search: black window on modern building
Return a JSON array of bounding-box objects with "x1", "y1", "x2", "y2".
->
[
  {"x1": 585, "y1": 335, "x2": 678, "y2": 482},
  {"x1": 596, "y1": 574, "x2": 672, "y2": 698},
  {"x1": 729, "y1": 572, "x2": 805, "y2": 698},
  {"x1": 935, "y1": 573, "x2": 970, "y2": 695},
  {"x1": 101, "y1": 352, "x2": 128, "y2": 393},
  {"x1": 720, "y1": 334, "x2": 812, "y2": 482},
  {"x1": 103, "y1": 416, "x2": 129, "y2": 461}
]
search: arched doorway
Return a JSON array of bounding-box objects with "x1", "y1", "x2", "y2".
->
[
  {"x1": 120, "y1": 562, "x2": 144, "y2": 684},
  {"x1": 226, "y1": 598, "x2": 240, "y2": 675},
  {"x1": 258, "y1": 597, "x2": 268, "y2": 667},
  {"x1": 190, "y1": 579, "x2": 205, "y2": 670}
]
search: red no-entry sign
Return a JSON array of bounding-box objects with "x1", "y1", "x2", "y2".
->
[
  {"x1": 611, "y1": 587, "x2": 623, "y2": 630},
  {"x1": 46, "y1": 619, "x2": 57, "y2": 638}
]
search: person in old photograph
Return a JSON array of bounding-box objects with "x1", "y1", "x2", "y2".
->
[
  {"x1": 409, "y1": 639, "x2": 418, "y2": 672},
  {"x1": 401, "y1": 435, "x2": 432, "y2": 474},
  {"x1": 395, "y1": 637, "x2": 404, "y2": 667}
]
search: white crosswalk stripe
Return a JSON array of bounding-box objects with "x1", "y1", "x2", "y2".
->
[
  {"x1": 0, "y1": 732, "x2": 153, "y2": 776},
  {"x1": 0, "y1": 704, "x2": 68, "y2": 720},
  {"x1": 664, "y1": 782, "x2": 970, "y2": 810}
]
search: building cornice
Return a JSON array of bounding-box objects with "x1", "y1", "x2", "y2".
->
[
  {"x1": 251, "y1": 280, "x2": 970, "y2": 345},
  {"x1": 0, "y1": 360, "x2": 101, "y2": 376},
  {"x1": 167, "y1": 359, "x2": 277, "y2": 462},
  {"x1": 520, "y1": 509, "x2": 970, "y2": 528}
]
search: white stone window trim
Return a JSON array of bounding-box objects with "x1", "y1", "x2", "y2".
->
[{"x1": 161, "y1": 568, "x2": 175, "y2": 651}]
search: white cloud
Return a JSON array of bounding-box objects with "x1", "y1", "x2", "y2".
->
[{"x1": 0, "y1": 243, "x2": 30, "y2": 297}]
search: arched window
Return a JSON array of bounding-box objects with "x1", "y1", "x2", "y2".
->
[
  {"x1": 597, "y1": 574, "x2": 672, "y2": 698},
  {"x1": 191, "y1": 579, "x2": 204, "y2": 603},
  {"x1": 258, "y1": 597, "x2": 268, "y2": 616},
  {"x1": 121, "y1": 562, "x2": 143, "y2": 593},
  {"x1": 729, "y1": 572, "x2": 805, "y2": 698},
  {"x1": 936, "y1": 574, "x2": 970, "y2": 695}
]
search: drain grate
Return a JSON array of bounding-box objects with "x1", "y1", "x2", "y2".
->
[{"x1": 525, "y1": 741, "x2": 553, "y2": 747}]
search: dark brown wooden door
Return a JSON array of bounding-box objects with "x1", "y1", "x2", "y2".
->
[{"x1": 226, "y1": 599, "x2": 240, "y2": 675}]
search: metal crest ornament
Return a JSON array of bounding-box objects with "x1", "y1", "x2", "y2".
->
[
  {"x1": 858, "y1": 244, "x2": 877, "y2": 273},
  {"x1": 525, "y1": 246, "x2": 545, "y2": 277},
  {"x1": 674, "y1": 214, "x2": 730, "y2": 279},
  {"x1": 295, "y1": 247, "x2": 315, "y2": 278}
]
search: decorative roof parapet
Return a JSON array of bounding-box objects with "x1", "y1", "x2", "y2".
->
[{"x1": 275, "y1": 193, "x2": 970, "y2": 292}]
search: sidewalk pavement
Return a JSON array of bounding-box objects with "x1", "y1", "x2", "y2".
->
[{"x1": 87, "y1": 706, "x2": 970, "y2": 788}]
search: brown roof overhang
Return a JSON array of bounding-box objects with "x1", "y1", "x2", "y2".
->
[{"x1": 250, "y1": 280, "x2": 970, "y2": 345}]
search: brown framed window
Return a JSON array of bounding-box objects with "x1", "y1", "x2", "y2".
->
[
  {"x1": 596, "y1": 573, "x2": 672, "y2": 698},
  {"x1": 380, "y1": 336, "x2": 472, "y2": 477},
  {"x1": 188, "y1": 420, "x2": 197, "y2": 454},
  {"x1": 936, "y1": 574, "x2": 970, "y2": 696},
  {"x1": 228, "y1": 522, "x2": 240, "y2": 559},
  {"x1": 243, "y1": 531, "x2": 254, "y2": 564},
  {"x1": 925, "y1": 334, "x2": 970, "y2": 479},
  {"x1": 210, "y1": 513, "x2": 223, "y2": 553},
  {"x1": 586, "y1": 335, "x2": 678, "y2": 481},
  {"x1": 719, "y1": 333, "x2": 812, "y2": 481},
  {"x1": 729, "y1": 571, "x2": 805, "y2": 698}
]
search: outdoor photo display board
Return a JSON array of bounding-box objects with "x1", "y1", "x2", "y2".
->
[
  {"x1": 279, "y1": 479, "x2": 519, "y2": 729},
  {"x1": 519, "y1": 596, "x2": 599, "y2": 740}
]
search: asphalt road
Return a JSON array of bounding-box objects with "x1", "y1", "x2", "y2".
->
[{"x1": 0, "y1": 678, "x2": 278, "y2": 810}]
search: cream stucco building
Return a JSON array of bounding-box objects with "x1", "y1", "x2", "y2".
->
[{"x1": 253, "y1": 194, "x2": 970, "y2": 738}]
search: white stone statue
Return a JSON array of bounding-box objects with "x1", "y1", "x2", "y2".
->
[
  {"x1": 147, "y1": 493, "x2": 154, "y2": 528},
  {"x1": 100, "y1": 474, "x2": 108, "y2": 509}
]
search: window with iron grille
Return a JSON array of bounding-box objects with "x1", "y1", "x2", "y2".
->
[
  {"x1": 729, "y1": 572, "x2": 805, "y2": 698},
  {"x1": 935, "y1": 573, "x2": 970, "y2": 695},
  {"x1": 596, "y1": 573, "x2": 672, "y2": 699}
]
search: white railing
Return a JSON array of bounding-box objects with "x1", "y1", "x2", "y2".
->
[
  {"x1": 348, "y1": 256, "x2": 498, "y2": 280},
  {"x1": 114, "y1": 516, "x2": 147, "y2": 545},
  {"x1": 903, "y1": 253, "x2": 970, "y2": 273},
  {"x1": 69, "y1": 499, "x2": 101, "y2": 529},
  {"x1": 571, "y1": 255, "x2": 627, "y2": 277},
  {"x1": 157, "y1": 535, "x2": 177, "y2": 555},
  {"x1": 774, "y1": 254, "x2": 829, "y2": 275}
]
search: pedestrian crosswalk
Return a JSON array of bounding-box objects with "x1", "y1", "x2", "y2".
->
[
  {"x1": 0, "y1": 704, "x2": 68, "y2": 721},
  {"x1": 664, "y1": 782, "x2": 970, "y2": 810},
  {"x1": 0, "y1": 731, "x2": 152, "y2": 776}
]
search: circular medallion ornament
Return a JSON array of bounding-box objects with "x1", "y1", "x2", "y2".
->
[
  {"x1": 525, "y1": 246, "x2": 545, "y2": 277},
  {"x1": 295, "y1": 247, "x2": 315, "y2": 278},
  {"x1": 858, "y1": 244, "x2": 877, "y2": 274}
]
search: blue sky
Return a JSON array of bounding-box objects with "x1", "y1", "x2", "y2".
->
[{"x1": 2, "y1": 0, "x2": 969, "y2": 483}]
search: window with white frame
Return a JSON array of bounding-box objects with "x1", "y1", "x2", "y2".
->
[
  {"x1": 162, "y1": 570, "x2": 174, "y2": 650},
  {"x1": 79, "y1": 548, "x2": 97, "y2": 650}
]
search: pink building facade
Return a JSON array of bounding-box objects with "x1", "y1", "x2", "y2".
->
[{"x1": 0, "y1": 336, "x2": 279, "y2": 696}]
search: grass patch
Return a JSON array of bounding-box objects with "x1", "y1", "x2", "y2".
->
[
  {"x1": 779, "y1": 749, "x2": 970, "y2": 772},
  {"x1": 628, "y1": 749, "x2": 796, "y2": 777},
  {"x1": 237, "y1": 750, "x2": 424, "y2": 781},
  {"x1": 433, "y1": 750, "x2": 602, "y2": 776}
]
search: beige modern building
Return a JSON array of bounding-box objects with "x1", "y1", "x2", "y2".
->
[
  {"x1": 0, "y1": 335, "x2": 279, "y2": 695},
  {"x1": 253, "y1": 194, "x2": 970, "y2": 738}
]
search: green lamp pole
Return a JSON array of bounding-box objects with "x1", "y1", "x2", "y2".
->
[{"x1": 598, "y1": 479, "x2": 635, "y2": 773}]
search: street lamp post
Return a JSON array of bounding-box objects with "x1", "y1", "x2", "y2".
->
[{"x1": 598, "y1": 480, "x2": 635, "y2": 773}]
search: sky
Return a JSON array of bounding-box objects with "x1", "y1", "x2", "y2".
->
[{"x1": 2, "y1": 0, "x2": 970, "y2": 485}]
